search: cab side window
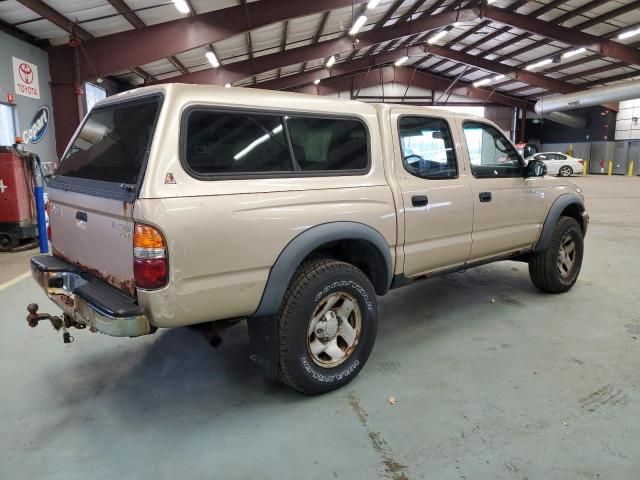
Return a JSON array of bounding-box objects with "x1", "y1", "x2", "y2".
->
[
  {"x1": 463, "y1": 121, "x2": 523, "y2": 178},
  {"x1": 398, "y1": 116, "x2": 458, "y2": 179}
]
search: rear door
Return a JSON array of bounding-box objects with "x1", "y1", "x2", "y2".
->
[
  {"x1": 47, "y1": 95, "x2": 162, "y2": 295},
  {"x1": 391, "y1": 110, "x2": 473, "y2": 276}
]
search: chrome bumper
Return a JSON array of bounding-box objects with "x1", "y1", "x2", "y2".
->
[{"x1": 30, "y1": 255, "x2": 152, "y2": 337}]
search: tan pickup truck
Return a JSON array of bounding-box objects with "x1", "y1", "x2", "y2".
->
[{"x1": 27, "y1": 84, "x2": 588, "y2": 394}]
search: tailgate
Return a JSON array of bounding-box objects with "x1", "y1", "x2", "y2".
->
[
  {"x1": 46, "y1": 94, "x2": 163, "y2": 297},
  {"x1": 49, "y1": 188, "x2": 135, "y2": 295}
]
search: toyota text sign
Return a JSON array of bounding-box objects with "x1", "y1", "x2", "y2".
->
[{"x1": 13, "y1": 57, "x2": 40, "y2": 99}]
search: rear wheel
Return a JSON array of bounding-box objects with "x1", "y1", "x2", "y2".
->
[
  {"x1": 558, "y1": 165, "x2": 573, "y2": 177},
  {"x1": 529, "y1": 216, "x2": 583, "y2": 293},
  {"x1": 277, "y1": 259, "x2": 377, "y2": 395}
]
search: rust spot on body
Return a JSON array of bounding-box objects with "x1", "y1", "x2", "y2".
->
[{"x1": 52, "y1": 246, "x2": 136, "y2": 296}]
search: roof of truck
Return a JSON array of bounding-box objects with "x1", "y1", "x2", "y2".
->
[{"x1": 96, "y1": 83, "x2": 471, "y2": 120}]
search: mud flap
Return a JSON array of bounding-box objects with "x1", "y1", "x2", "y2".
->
[{"x1": 246, "y1": 316, "x2": 279, "y2": 380}]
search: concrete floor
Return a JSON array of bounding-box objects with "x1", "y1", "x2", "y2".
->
[{"x1": 1, "y1": 175, "x2": 639, "y2": 480}]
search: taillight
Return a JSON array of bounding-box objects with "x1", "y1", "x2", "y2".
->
[
  {"x1": 133, "y1": 224, "x2": 168, "y2": 289},
  {"x1": 578, "y1": 160, "x2": 584, "y2": 164}
]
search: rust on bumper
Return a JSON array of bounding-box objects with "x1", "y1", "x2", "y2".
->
[{"x1": 29, "y1": 255, "x2": 152, "y2": 338}]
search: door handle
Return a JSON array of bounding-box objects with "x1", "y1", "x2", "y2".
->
[
  {"x1": 479, "y1": 192, "x2": 492, "y2": 203},
  {"x1": 412, "y1": 195, "x2": 429, "y2": 207},
  {"x1": 75, "y1": 211, "x2": 88, "y2": 222}
]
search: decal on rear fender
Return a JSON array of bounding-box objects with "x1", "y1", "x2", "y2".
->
[{"x1": 112, "y1": 222, "x2": 133, "y2": 239}]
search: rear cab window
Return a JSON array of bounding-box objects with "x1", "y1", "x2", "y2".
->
[
  {"x1": 181, "y1": 109, "x2": 369, "y2": 178},
  {"x1": 398, "y1": 116, "x2": 458, "y2": 179},
  {"x1": 51, "y1": 95, "x2": 162, "y2": 200}
]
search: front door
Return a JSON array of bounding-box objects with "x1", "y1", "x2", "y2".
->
[
  {"x1": 392, "y1": 111, "x2": 474, "y2": 277},
  {"x1": 459, "y1": 120, "x2": 549, "y2": 261}
]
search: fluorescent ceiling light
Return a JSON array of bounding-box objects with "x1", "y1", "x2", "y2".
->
[
  {"x1": 562, "y1": 47, "x2": 586, "y2": 58},
  {"x1": 487, "y1": 0, "x2": 497, "y2": 3},
  {"x1": 173, "y1": 0, "x2": 190, "y2": 14},
  {"x1": 473, "y1": 78, "x2": 491, "y2": 87},
  {"x1": 394, "y1": 56, "x2": 409, "y2": 66},
  {"x1": 349, "y1": 15, "x2": 367, "y2": 35},
  {"x1": 525, "y1": 58, "x2": 552, "y2": 70},
  {"x1": 427, "y1": 29, "x2": 449, "y2": 44},
  {"x1": 234, "y1": 125, "x2": 283, "y2": 160},
  {"x1": 205, "y1": 50, "x2": 219, "y2": 68},
  {"x1": 224, "y1": 83, "x2": 231, "y2": 88},
  {"x1": 493, "y1": 74, "x2": 505, "y2": 80},
  {"x1": 313, "y1": 79, "x2": 321, "y2": 85},
  {"x1": 618, "y1": 27, "x2": 640, "y2": 40},
  {"x1": 367, "y1": 0, "x2": 380, "y2": 9},
  {"x1": 326, "y1": 55, "x2": 336, "y2": 68}
]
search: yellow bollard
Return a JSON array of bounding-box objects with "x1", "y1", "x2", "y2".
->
[
  {"x1": 608, "y1": 161, "x2": 613, "y2": 175},
  {"x1": 629, "y1": 161, "x2": 635, "y2": 177},
  {"x1": 583, "y1": 160, "x2": 588, "y2": 176}
]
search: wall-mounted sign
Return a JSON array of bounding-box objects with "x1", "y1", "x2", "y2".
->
[
  {"x1": 12, "y1": 57, "x2": 40, "y2": 99},
  {"x1": 23, "y1": 106, "x2": 50, "y2": 144}
]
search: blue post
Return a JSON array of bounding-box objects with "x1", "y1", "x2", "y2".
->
[{"x1": 34, "y1": 185, "x2": 48, "y2": 253}]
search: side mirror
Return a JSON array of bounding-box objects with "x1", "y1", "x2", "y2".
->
[{"x1": 527, "y1": 159, "x2": 547, "y2": 177}]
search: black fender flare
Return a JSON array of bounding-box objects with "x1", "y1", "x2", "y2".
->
[
  {"x1": 534, "y1": 192, "x2": 585, "y2": 253},
  {"x1": 251, "y1": 222, "x2": 393, "y2": 317}
]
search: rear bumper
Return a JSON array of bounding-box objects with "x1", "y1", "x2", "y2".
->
[{"x1": 30, "y1": 255, "x2": 151, "y2": 337}]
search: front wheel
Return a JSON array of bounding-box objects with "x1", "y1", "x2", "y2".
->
[
  {"x1": 558, "y1": 165, "x2": 573, "y2": 177},
  {"x1": 529, "y1": 216, "x2": 584, "y2": 293},
  {"x1": 277, "y1": 259, "x2": 378, "y2": 395}
]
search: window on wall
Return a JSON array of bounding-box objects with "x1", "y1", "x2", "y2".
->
[
  {"x1": 398, "y1": 116, "x2": 457, "y2": 179},
  {"x1": 0, "y1": 103, "x2": 16, "y2": 146},
  {"x1": 462, "y1": 121, "x2": 523, "y2": 178},
  {"x1": 85, "y1": 82, "x2": 107, "y2": 112}
]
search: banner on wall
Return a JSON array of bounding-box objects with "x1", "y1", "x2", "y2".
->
[
  {"x1": 23, "y1": 106, "x2": 50, "y2": 144},
  {"x1": 12, "y1": 56, "x2": 40, "y2": 99}
]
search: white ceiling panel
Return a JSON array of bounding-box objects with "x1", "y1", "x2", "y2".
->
[
  {"x1": 16, "y1": 19, "x2": 67, "y2": 40},
  {"x1": 0, "y1": 0, "x2": 39, "y2": 24},
  {"x1": 128, "y1": 1, "x2": 184, "y2": 26}
]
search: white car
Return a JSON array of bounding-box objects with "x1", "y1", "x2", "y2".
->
[{"x1": 526, "y1": 152, "x2": 584, "y2": 177}]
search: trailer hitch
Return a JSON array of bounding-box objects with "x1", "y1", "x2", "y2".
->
[{"x1": 26, "y1": 303, "x2": 85, "y2": 343}]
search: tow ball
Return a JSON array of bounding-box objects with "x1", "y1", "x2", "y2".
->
[{"x1": 26, "y1": 303, "x2": 85, "y2": 344}]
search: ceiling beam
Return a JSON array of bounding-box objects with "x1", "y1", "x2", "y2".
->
[
  {"x1": 106, "y1": 0, "x2": 145, "y2": 29},
  {"x1": 482, "y1": 5, "x2": 640, "y2": 66},
  {"x1": 16, "y1": 0, "x2": 92, "y2": 41},
  {"x1": 281, "y1": 66, "x2": 533, "y2": 109},
  {"x1": 423, "y1": 44, "x2": 592, "y2": 94},
  {"x1": 252, "y1": 49, "x2": 533, "y2": 110},
  {"x1": 18, "y1": 0, "x2": 156, "y2": 82},
  {"x1": 374, "y1": 0, "x2": 405, "y2": 29},
  {"x1": 48, "y1": 0, "x2": 366, "y2": 83},
  {"x1": 106, "y1": 0, "x2": 188, "y2": 76},
  {"x1": 155, "y1": 8, "x2": 479, "y2": 85},
  {"x1": 0, "y1": 17, "x2": 45, "y2": 46},
  {"x1": 437, "y1": 0, "x2": 564, "y2": 76}
]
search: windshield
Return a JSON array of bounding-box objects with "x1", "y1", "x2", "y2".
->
[{"x1": 56, "y1": 97, "x2": 161, "y2": 185}]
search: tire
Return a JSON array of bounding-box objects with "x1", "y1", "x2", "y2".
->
[
  {"x1": 529, "y1": 216, "x2": 584, "y2": 293},
  {"x1": 277, "y1": 259, "x2": 378, "y2": 395},
  {"x1": 0, "y1": 232, "x2": 17, "y2": 252},
  {"x1": 558, "y1": 165, "x2": 573, "y2": 177}
]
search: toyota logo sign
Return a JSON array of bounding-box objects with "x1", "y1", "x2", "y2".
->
[
  {"x1": 12, "y1": 57, "x2": 40, "y2": 99},
  {"x1": 19, "y1": 63, "x2": 34, "y2": 84}
]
